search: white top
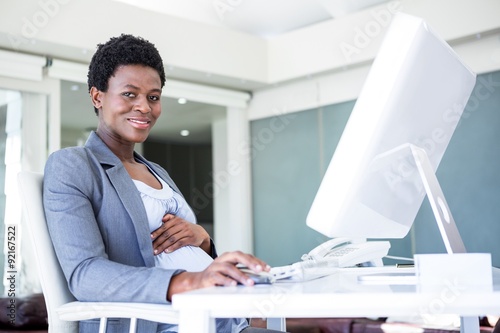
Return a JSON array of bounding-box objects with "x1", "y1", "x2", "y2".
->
[{"x1": 132, "y1": 176, "x2": 213, "y2": 272}]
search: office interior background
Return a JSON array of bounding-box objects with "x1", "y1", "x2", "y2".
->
[{"x1": 0, "y1": 0, "x2": 499, "y2": 295}]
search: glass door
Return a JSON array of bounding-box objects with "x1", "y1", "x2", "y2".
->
[{"x1": 0, "y1": 88, "x2": 49, "y2": 296}]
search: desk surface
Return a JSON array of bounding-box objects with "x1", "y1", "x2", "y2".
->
[{"x1": 172, "y1": 266, "x2": 500, "y2": 332}]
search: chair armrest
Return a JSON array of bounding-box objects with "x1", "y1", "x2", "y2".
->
[{"x1": 57, "y1": 301, "x2": 179, "y2": 324}]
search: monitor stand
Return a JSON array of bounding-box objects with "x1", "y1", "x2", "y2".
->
[
  {"x1": 409, "y1": 144, "x2": 466, "y2": 254},
  {"x1": 358, "y1": 143, "x2": 467, "y2": 284},
  {"x1": 368, "y1": 142, "x2": 466, "y2": 254}
]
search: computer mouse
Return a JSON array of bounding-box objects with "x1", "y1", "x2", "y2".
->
[{"x1": 238, "y1": 267, "x2": 275, "y2": 285}]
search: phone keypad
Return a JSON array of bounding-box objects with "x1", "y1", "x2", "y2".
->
[{"x1": 328, "y1": 246, "x2": 357, "y2": 257}]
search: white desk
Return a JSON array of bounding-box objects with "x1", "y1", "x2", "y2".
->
[{"x1": 172, "y1": 267, "x2": 500, "y2": 333}]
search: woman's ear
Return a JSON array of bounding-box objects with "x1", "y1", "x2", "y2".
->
[{"x1": 90, "y1": 87, "x2": 103, "y2": 110}]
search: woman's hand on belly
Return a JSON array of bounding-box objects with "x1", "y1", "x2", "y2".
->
[{"x1": 151, "y1": 214, "x2": 211, "y2": 255}]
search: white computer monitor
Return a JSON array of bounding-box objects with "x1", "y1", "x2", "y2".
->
[{"x1": 306, "y1": 13, "x2": 476, "y2": 244}]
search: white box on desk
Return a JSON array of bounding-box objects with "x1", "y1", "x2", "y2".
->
[{"x1": 414, "y1": 253, "x2": 493, "y2": 292}]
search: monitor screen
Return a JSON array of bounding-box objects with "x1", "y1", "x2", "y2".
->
[{"x1": 306, "y1": 12, "x2": 476, "y2": 239}]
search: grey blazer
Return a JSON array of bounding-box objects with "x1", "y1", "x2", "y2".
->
[{"x1": 43, "y1": 132, "x2": 186, "y2": 333}]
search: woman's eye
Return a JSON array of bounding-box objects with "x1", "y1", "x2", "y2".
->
[
  {"x1": 149, "y1": 95, "x2": 160, "y2": 101},
  {"x1": 123, "y1": 92, "x2": 135, "y2": 97}
]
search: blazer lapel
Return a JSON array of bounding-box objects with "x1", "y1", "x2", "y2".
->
[
  {"x1": 85, "y1": 132, "x2": 156, "y2": 267},
  {"x1": 106, "y1": 167, "x2": 156, "y2": 267}
]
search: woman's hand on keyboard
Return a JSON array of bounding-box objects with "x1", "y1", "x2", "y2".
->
[{"x1": 166, "y1": 251, "x2": 270, "y2": 301}]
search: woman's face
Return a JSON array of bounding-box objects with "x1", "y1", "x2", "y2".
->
[{"x1": 91, "y1": 64, "x2": 162, "y2": 144}]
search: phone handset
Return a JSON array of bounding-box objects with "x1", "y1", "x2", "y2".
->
[
  {"x1": 300, "y1": 238, "x2": 391, "y2": 268},
  {"x1": 301, "y1": 237, "x2": 355, "y2": 261}
]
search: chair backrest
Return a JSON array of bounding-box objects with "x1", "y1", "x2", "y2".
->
[{"x1": 17, "y1": 171, "x2": 78, "y2": 333}]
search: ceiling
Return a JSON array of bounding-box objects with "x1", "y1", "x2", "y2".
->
[
  {"x1": 61, "y1": 0, "x2": 389, "y2": 145},
  {"x1": 112, "y1": 0, "x2": 389, "y2": 37}
]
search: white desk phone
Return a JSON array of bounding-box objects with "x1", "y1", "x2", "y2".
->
[{"x1": 270, "y1": 238, "x2": 391, "y2": 282}]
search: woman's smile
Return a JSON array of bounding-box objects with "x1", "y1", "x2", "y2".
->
[{"x1": 127, "y1": 116, "x2": 152, "y2": 129}]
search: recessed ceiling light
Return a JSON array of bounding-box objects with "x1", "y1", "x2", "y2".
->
[
  {"x1": 180, "y1": 130, "x2": 190, "y2": 136},
  {"x1": 70, "y1": 84, "x2": 80, "y2": 91},
  {"x1": 178, "y1": 98, "x2": 187, "y2": 104}
]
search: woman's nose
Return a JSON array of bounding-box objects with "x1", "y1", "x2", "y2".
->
[{"x1": 134, "y1": 95, "x2": 151, "y2": 113}]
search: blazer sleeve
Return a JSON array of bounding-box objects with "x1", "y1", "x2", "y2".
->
[{"x1": 43, "y1": 148, "x2": 183, "y2": 303}]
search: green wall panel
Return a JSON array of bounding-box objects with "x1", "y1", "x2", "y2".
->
[{"x1": 251, "y1": 102, "x2": 352, "y2": 266}]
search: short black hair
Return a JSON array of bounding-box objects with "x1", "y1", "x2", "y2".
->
[{"x1": 87, "y1": 34, "x2": 166, "y2": 114}]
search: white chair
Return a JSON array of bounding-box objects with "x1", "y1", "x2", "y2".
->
[{"x1": 17, "y1": 171, "x2": 179, "y2": 333}]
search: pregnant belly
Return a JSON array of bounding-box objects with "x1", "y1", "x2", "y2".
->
[{"x1": 155, "y1": 245, "x2": 213, "y2": 272}]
